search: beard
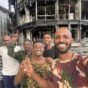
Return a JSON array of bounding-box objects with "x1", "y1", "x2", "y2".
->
[{"x1": 55, "y1": 42, "x2": 71, "y2": 54}]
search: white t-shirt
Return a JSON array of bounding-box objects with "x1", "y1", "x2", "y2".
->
[{"x1": 0, "y1": 46, "x2": 21, "y2": 76}]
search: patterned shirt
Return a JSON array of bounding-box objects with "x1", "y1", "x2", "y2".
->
[
  {"x1": 49, "y1": 54, "x2": 88, "y2": 88},
  {"x1": 22, "y1": 61, "x2": 50, "y2": 88}
]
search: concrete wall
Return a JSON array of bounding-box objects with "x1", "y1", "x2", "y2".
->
[{"x1": 0, "y1": 10, "x2": 9, "y2": 44}]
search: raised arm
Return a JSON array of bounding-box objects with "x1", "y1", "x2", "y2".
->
[{"x1": 23, "y1": 58, "x2": 55, "y2": 88}]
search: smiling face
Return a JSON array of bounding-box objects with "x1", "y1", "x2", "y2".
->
[
  {"x1": 33, "y1": 42, "x2": 44, "y2": 57},
  {"x1": 43, "y1": 33, "x2": 52, "y2": 46},
  {"x1": 23, "y1": 40, "x2": 32, "y2": 52},
  {"x1": 12, "y1": 33, "x2": 19, "y2": 44},
  {"x1": 55, "y1": 27, "x2": 73, "y2": 54},
  {"x1": 3, "y1": 35, "x2": 12, "y2": 46}
]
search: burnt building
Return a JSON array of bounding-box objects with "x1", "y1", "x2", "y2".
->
[
  {"x1": 0, "y1": 6, "x2": 10, "y2": 44},
  {"x1": 9, "y1": 0, "x2": 88, "y2": 42}
]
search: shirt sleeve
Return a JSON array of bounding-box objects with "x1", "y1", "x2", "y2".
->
[
  {"x1": 78, "y1": 55, "x2": 88, "y2": 78},
  {"x1": 83, "y1": 56, "x2": 88, "y2": 77}
]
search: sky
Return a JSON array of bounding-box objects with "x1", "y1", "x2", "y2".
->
[{"x1": 0, "y1": 0, "x2": 8, "y2": 9}]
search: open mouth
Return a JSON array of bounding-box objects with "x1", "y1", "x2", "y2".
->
[
  {"x1": 58, "y1": 44, "x2": 66, "y2": 49},
  {"x1": 36, "y1": 51, "x2": 42, "y2": 54}
]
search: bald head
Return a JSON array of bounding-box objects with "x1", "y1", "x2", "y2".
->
[
  {"x1": 55, "y1": 27, "x2": 72, "y2": 38},
  {"x1": 55, "y1": 27, "x2": 73, "y2": 54}
]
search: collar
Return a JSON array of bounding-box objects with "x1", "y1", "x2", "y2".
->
[{"x1": 58, "y1": 53, "x2": 78, "y2": 63}]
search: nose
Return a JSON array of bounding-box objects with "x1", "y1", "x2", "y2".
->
[
  {"x1": 35, "y1": 47, "x2": 40, "y2": 50},
  {"x1": 59, "y1": 37, "x2": 64, "y2": 42},
  {"x1": 44, "y1": 38, "x2": 48, "y2": 41}
]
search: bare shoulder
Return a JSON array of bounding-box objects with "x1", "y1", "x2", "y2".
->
[{"x1": 45, "y1": 57, "x2": 54, "y2": 64}]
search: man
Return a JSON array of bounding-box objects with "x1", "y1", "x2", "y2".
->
[
  {"x1": 11, "y1": 30, "x2": 19, "y2": 45},
  {"x1": 0, "y1": 34, "x2": 21, "y2": 88},
  {"x1": 14, "y1": 39, "x2": 32, "y2": 63},
  {"x1": 43, "y1": 32, "x2": 58, "y2": 59},
  {"x1": 17, "y1": 27, "x2": 88, "y2": 88},
  {"x1": 23, "y1": 39, "x2": 32, "y2": 57},
  {"x1": 49, "y1": 27, "x2": 87, "y2": 87},
  {"x1": 14, "y1": 41, "x2": 53, "y2": 88}
]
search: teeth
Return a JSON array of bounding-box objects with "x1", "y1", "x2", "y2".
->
[
  {"x1": 58, "y1": 44, "x2": 66, "y2": 47},
  {"x1": 36, "y1": 51, "x2": 41, "y2": 54}
]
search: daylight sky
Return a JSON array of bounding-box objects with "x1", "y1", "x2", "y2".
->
[{"x1": 0, "y1": 0, "x2": 8, "y2": 9}]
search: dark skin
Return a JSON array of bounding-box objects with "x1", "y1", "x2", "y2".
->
[
  {"x1": 14, "y1": 42, "x2": 54, "y2": 88},
  {"x1": 55, "y1": 27, "x2": 73, "y2": 61},
  {"x1": 15, "y1": 27, "x2": 73, "y2": 88},
  {"x1": 17, "y1": 27, "x2": 88, "y2": 88},
  {"x1": 43, "y1": 33, "x2": 53, "y2": 50},
  {"x1": 23, "y1": 40, "x2": 32, "y2": 56}
]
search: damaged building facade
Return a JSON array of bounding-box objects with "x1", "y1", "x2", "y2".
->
[
  {"x1": 0, "y1": 6, "x2": 10, "y2": 44},
  {"x1": 9, "y1": 0, "x2": 88, "y2": 42}
]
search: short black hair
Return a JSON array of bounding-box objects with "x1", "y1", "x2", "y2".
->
[
  {"x1": 33, "y1": 40, "x2": 44, "y2": 46},
  {"x1": 13, "y1": 30, "x2": 18, "y2": 34},
  {"x1": 23, "y1": 39, "x2": 32, "y2": 44},
  {"x1": 43, "y1": 32, "x2": 52, "y2": 38}
]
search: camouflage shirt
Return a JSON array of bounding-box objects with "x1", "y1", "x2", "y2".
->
[{"x1": 22, "y1": 61, "x2": 50, "y2": 88}]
